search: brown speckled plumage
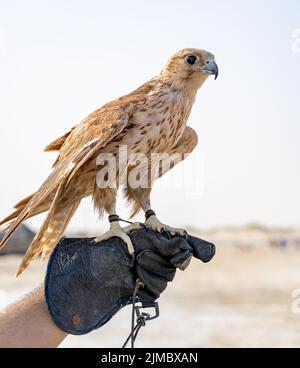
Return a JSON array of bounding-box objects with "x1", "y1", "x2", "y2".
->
[{"x1": 0, "y1": 48, "x2": 217, "y2": 275}]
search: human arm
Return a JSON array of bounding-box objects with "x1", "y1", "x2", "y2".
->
[{"x1": 0, "y1": 285, "x2": 67, "y2": 348}]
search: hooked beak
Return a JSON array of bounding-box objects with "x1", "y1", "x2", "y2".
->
[{"x1": 201, "y1": 60, "x2": 219, "y2": 80}]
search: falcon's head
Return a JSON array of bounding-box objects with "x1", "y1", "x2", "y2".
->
[{"x1": 161, "y1": 48, "x2": 219, "y2": 86}]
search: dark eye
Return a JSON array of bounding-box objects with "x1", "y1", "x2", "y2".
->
[{"x1": 185, "y1": 55, "x2": 197, "y2": 65}]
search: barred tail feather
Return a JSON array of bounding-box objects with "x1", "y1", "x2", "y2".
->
[{"x1": 16, "y1": 199, "x2": 80, "y2": 277}]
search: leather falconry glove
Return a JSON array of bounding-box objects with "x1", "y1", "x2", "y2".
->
[{"x1": 45, "y1": 227, "x2": 215, "y2": 335}]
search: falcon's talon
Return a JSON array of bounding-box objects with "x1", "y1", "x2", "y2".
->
[
  {"x1": 145, "y1": 215, "x2": 186, "y2": 237},
  {"x1": 183, "y1": 233, "x2": 189, "y2": 240},
  {"x1": 160, "y1": 229, "x2": 172, "y2": 240},
  {"x1": 94, "y1": 222, "x2": 135, "y2": 255}
]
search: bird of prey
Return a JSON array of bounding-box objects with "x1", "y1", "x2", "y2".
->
[{"x1": 0, "y1": 48, "x2": 218, "y2": 276}]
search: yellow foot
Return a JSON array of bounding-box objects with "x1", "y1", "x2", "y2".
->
[
  {"x1": 94, "y1": 222, "x2": 134, "y2": 254},
  {"x1": 145, "y1": 215, "x2": 187, "y2": 236}
]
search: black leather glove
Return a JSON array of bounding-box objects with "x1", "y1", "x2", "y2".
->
[{"x1": 44, "y1": 227, "x2": 215, "y2": 335}]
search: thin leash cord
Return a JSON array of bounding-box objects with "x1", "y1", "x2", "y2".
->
[
  {"x1": 131, "y1": 280, "x2": 140, "y2": 348},
  {"x1": 119, "y1": 218, "x2": 148, "y2": 348},
  {"x1": 115, "y1": 217, "x2": 146, "y2": 228},
  {"x1": 122, "y1": 279, "x2": 142, "y2": 348},
  {"x1": 119, "y1": 218, "x2": 134, "y2": 225}
]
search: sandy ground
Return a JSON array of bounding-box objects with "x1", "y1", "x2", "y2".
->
[{"x1": 0, "y1": 247, "x2": 300, "y2": 348}]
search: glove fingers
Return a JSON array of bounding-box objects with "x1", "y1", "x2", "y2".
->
[
  {"x1": 169, "y1": 249, "x2": 193, "y2": 270},
  {"x1": 136, "y1": 250, "x2": 176, "y2": 281},
  {"x1": 153, "y1": 235, "x2": 193, "y2": 258},
  {"x1": 180, "y1": 255, "x2": 192, "y2": 270},
  {"x1": 131, "y1": 228, "x2": 192, "y2": 257},
  {"x1": 186, "y1": 235, "x2": 216, "y2": 263},
  {"x1": 136, "y1": 265, "x2": 170, "y2": 299}
]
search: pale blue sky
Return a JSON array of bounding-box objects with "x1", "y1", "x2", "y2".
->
[{"x1": 0, "y1": 0, "x2": 299, "y2": 232}]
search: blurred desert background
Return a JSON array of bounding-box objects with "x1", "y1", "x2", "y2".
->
[{"x1": 1, "y1": 224, "x2": 300, "y2": 348}]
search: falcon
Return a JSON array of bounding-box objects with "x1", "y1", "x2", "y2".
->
[{"x1": 0, "y1": 48, "x2": 218, "y2": 276}]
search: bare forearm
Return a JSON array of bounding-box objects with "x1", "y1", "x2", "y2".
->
[{"x1": 0, "y1": 285, "x2": 67, "y2": 348}]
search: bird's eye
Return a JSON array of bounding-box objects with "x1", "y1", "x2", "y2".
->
[{"x1": 185, "y1": 55, "x2": 197, "y2": 65}]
